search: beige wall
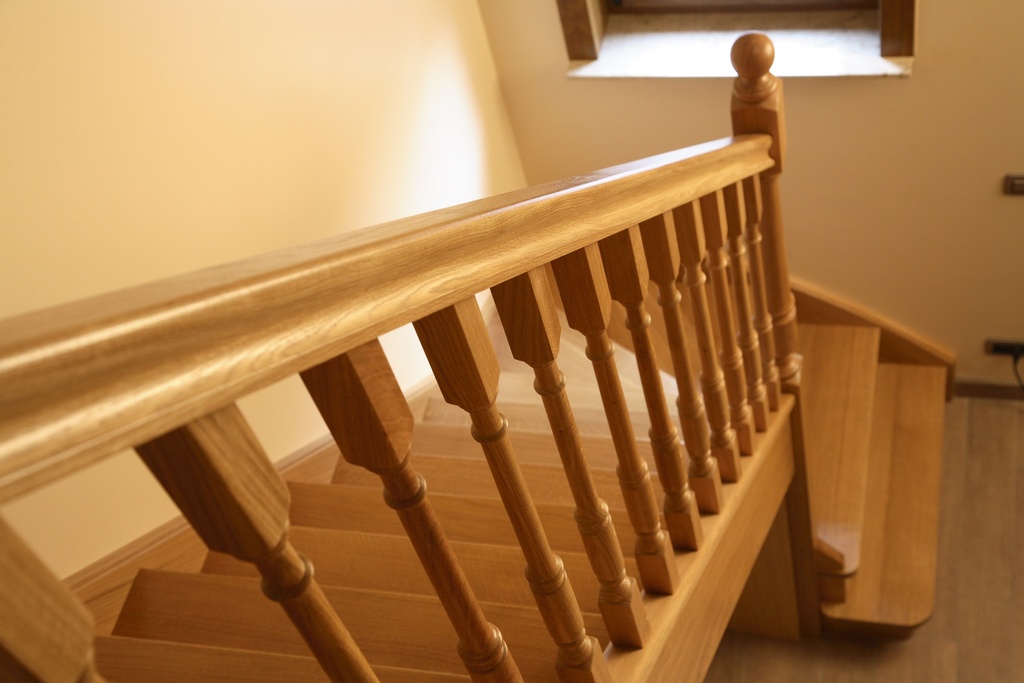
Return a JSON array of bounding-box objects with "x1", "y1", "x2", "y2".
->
[
  {"x1": 478, "y1": 0, "x2": 1024, "y2": 386},
  {"x1": 0, "y1": 0, "x2": 525, "y2": 577}
]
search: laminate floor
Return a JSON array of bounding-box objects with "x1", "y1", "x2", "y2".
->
[{"x1": 705, "y1": 397, "x2": 1024, "y2": 682}]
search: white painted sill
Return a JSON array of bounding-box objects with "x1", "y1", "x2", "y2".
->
[{"x1": 568, "y1": 10, "x2": 912, "y2": 79}]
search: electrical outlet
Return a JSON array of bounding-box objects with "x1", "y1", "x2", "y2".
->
[{"x1": 985, "y1": 339, "x2": 1024, "y2": 357}]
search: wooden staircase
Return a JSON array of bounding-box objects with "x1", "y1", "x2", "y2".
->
[
  {"x1": 90, "y1": 311, "x2": 946, "y2": 681},
  {"x1": 0, "y1": 33, "x2": 951, "y2": 683}
]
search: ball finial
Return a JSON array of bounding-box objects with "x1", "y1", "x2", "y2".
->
[{"x1": 731, "y1": 33, "x2": 774, "y2": 82}]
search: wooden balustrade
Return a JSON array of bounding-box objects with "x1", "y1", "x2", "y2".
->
[
  {"x1": 699, "y1": 191, "x2": 755, "y2": 455},
  {"x1": 731, "y1": 33, "x2": 801, "y2": 387},
  {"x1": 135, "y1": 406, "x2": 378, "y2": 683},
  {"x1": 722, "y1": 181, "x2": 770, "y2": 429},
  {"x1": 551, "y1": 246, "x2": 681, "y2": 594},
  {"x1": 492, "y1": 268, "x2": 650, "y2": 648},
  {"x1": 413, "y1": 298, "x2": 611, "y2": 683},
  {"x1": 741, "y1": 174, "x2": 782, "y2": 410},
  {"x1": 599, "y1": 226, "x2": 703, "y2": 551},
  {"x1": 638, "y1": 211, "x2": 724, "y2": 515},
  {"x1": 673, "y1": 201, "x2": 743, "y2": 482},
  {"x1": 0, "y1": 517, "x2": 107, "y2": 683},
  {"x1": 300, "y1": 340, "x2": 520, "y2": 682}
]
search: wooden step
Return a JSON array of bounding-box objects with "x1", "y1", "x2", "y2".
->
[
  {"x1": 286, "y1": 482, "x2": 639, "y2": 557},
  {"x1": 112, "y1": 570, "x2": 607, "y2": 682},
  {"x1": 800, "y1": 323, "x2": 881, "y2": 579},
  {"x1": 95, "y1": 636, "x2": 468, "y2": 683},
  {"x1": 331, "y1": 451, "x2": 661, "y2": 513},
  {"x1": 821, "y1": 363, "x2": 946, "y2": 637},
  {"x1": 410, "y1": 420, "x2": 656, "y2": 471},
  {"x1": 201, "y1": 527, "x2": 624, "y2": 616}
]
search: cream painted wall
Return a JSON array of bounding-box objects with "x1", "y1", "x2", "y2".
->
[
  {"x1": 0, "y1": 0, "x2": 525, "y2": 577},
  {"x1": 478, "y1": 0, "x2": 1024, "y2": 386}
]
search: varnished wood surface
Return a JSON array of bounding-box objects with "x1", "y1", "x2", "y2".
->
[
  {"x1": 800, "y1": 324, "x2": 881, "y2": 577},
  {"x1": 112, "y1": 570, "x2": 608, "y2": 682},
  {"x1": 95, "y1": 636, "x2": 470, "y2": 683},
  {"x1": 822, "y1": 364, "x2": 945, "y2": 633},
  {"x1": 707, "y1": 396, "x2": 1017, "y2": 682},
  {"x1": 0, "y1": 135, "x2": 772, "y2": 505},
  {"x1": 791, "y1": 275, "x2": 956, "y2": 400}
]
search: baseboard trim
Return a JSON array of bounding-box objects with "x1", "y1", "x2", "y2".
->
[{"x1": 954, "y1": 382, "x2": 1024, "y2": 401}]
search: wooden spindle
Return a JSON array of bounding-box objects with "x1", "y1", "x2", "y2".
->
[
  {"x1": 731, "y1": 32, "x2": 801, "y2": 387},
  {"x1": 551, "y1": 246, "x2": 680, "y2": 594},
  {"x1": 742, "y1": 174, "x2": 781, "y2": 410},
  {"x1": 598, "y1": 226, "x2": 703, "y2": 551},
  {"x1": 413, "y1": 298, "x2": 610, "y2": 683},
  {"x1": 135, "y1": 405, "x2": 378, "y2": 683},
  {"x1": 673, "y1": 201, "x2": 743, "y2": 482},
  {"x1": 699, "y1": 190, "x2": 755, "y2": 455},
  {"x1": 492, "y1": 268, "x2": 650, "y2": 648},
  {"x1": 722, "y1": 181, "x2": 769, "y2": 430},
  {"x1": 0, "y1": 517, "x2": 107, "y2": 683},
  {"x1": 301, "y1": 340, "x2": 520, "y2": 682},
  {"x1": 638, "y1": 212, "x2": 724, "y2": 515}
]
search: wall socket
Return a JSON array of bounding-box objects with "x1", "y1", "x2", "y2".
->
[{"x1": 985, "y1": 339, "x2": 1024, "y2": 357}]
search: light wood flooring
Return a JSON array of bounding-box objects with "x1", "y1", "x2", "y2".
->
[{"x1": 705, "y1": 397, "x2": 1024, "y2": 682}]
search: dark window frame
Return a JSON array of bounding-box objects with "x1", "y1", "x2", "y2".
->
[{"x1": 555, "y1": 0, "x2": 915, "y2": 61}]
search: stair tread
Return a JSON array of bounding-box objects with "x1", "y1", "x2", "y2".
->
[
  {"x1": 410, "y1": 420, "x2": 657, "y2": 471},
  {"x1": 95, "y1": 635, "x2": 468, "y2": 683},
  {"x1": 822, "y1": 363, "x2": 945, "y2": 633},
  {"x1": 113, "y1": 570, "x2": 607, "y2": 682},
  {"x1": 800, "y1": 323, "x2": 882, "y2": 575},
  {"x1": 202, "y1": 526, "x2": 630, "y2": 616},
  {"x1": 332, "y1": 450, "x2": 659, "y2": 512},
  {"x1": 287, "y1": 481, "x2": 638, "y2": 559}
]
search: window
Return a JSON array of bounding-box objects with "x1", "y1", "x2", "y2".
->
[{"x1": 556, "y1": 0, "x2": 915, "y2": 63}]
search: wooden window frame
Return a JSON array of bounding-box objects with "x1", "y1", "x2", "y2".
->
[{"x1": 555, "y1": 0, "x2": 915, "y2": 60}]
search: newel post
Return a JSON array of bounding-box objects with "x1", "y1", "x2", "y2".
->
[
  {"x1": 730, "y1": 33, "x2": 822, "y2": 638},
  {"x1": 730, "y1": 33, "x2": 800, "y2": 388}
]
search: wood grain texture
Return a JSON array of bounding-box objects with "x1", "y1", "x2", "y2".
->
[
  {"x1": 674, "y1": 201, "x2": 742, "y2": 482},
  {"x1": 551, "y1": 246, "x2": 679, "y2": 595},
  {"x1": 606, "y1": 394, "x2": 796, "y2": 682},
  {"x1": 880, "y1": 0, "x2": 916, "y2": 57},
  {"x1": 555, "y1": 0, "x2": 605, "y2": 60},
  {"x1": 700, "y1": 190, "x2": 755, "y2": 455},
  {"x1": 791, "y1": 275, "x2": 956, "y2": 400},
  {"x1": 112, "y1": 570, "x2": 608, "y2": 683},
  {"x1": 741, "y1": 174, "x2": 781, "y2": 411},
  {"x1": 303, "y1": 341, "x2": 519, "y2": 682},
  {"x1": 95, "y1": 636, "x2": 470, "y2": 683},
  {"x1": 600, "y1": 227, "x2": 703, "y2": 552},
  {"x1": 799, "y1": 324, "x2": 880, "y2": 578},
  {"x1": 0, "y1": 136, "x2": 773, "y2": 505},
  {"x1": 822, "y1": 364, "x2": 945, "y2": 635},
  {"x1": 493, "y1": 271, "x2": 649, "y2": 648},
  {"x1": 66, "y1": 434, "x2": 339, "y2": 636},
  {"x1": 0, "y1": 517, "x2": 105, "y2": 683},
  {"x1": 639, "y1": 212, "x2": 724, "y2": 515}
]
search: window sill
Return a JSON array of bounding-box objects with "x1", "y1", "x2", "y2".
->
[{"x1": 567, "y1": 10, "x2": 912, "y2": 79}]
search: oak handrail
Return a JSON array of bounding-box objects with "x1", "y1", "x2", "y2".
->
[{"x1": 0, "y1": 135, "x2": 773, "y2": 504}]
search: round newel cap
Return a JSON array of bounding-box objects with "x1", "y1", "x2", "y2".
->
[{"x1": 731, "y1": 32, "x2": 774, "y2": 81}]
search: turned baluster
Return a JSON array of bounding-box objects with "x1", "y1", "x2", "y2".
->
[
  {"x1": 722, "y1": 181, "x2": 769, "y2": 430},
  {"x1": 638, "y1": 212, "x2": 724, "y2": 515},
  {"x1": 699, "y1": 191, "x2": 755, "y2": 455},
  {"x1": 551, "y1": 245, "x2": 680, "y2": 593},
  {"x1": 598, "y1": 226, "x2": 703, "y2": 551},
  {"x1": 492, "y1": 268, "x2": 649, "y2": 648},
  {"x1": 300, "y1": 340, "x2": 520, "y2": 682},
  {"x1": 742, "y1": 174, "x2": 781, "y2": 410},
  {"x1": 673, "y1": 201, "x2": 742, "y2": 482},
  {"x1": 135, "y1": 405, "x2": 377, "y2": 683},
  {"x1": 0, "y1": 518, "x2": 107, "y2": 683},
  {"x1": 731, "y1": 33, "x2": 801, "y2": 387},
  {"x1": 413, "y1": 298, "x2": 610, "y2": 683}
]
